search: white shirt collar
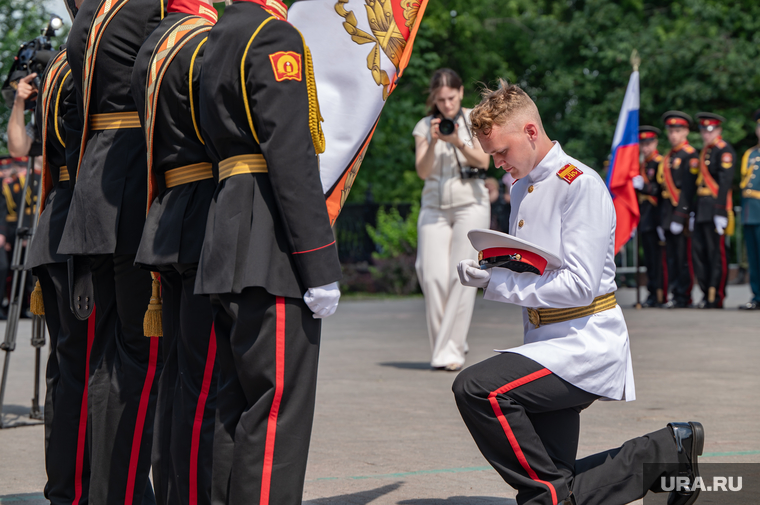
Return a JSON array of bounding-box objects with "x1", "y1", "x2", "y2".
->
[{"x1": 527, "y1": 141, "x2": 562, "y2": 183}]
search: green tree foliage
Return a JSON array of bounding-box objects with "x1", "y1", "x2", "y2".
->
[
  {"x1": 349, "y1": 0, "x2": 760, "y2": 203},
  {"x1": 0, "y1": 0, "x2": 66, "y2": 155}
]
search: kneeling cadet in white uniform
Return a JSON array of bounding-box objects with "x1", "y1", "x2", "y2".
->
[{"x1": 454, "y1": 82, "x2": 705, "y2": 505}]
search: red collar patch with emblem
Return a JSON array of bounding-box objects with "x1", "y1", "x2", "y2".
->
[{"x1": 557, "y1": 163, "x2": 583, "y2": 184}]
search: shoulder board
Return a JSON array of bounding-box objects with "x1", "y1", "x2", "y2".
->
[
  {"x1": 557, "y1": 163, "x2": 583, "y2": 184},
  {"x1": 682, "y1": 145, "x2": 696, "y2": 154},
  {"x1": 655, "y1": 154, "x2": 663, "y2": 162}
]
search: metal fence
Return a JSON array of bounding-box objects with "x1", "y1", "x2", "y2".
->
[
  {"x1": 334, "y1": 202, "x2": 413, "y2": 263},
  {"x1": 616, "y1": 205, "x2": 745, "y2": 274}
]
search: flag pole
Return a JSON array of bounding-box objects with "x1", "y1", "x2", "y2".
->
[{"x1": 631, "y1": 49, "x2": 642, "y2": 309}]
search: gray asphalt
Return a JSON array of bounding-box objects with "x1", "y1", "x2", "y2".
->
[{"x1": 0, "y1": 285, "x2": 758, "y2": 504}]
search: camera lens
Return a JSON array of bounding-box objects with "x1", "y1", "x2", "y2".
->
[{"x1": 438, "y1": 118, "x2": 455, "y2": 136}]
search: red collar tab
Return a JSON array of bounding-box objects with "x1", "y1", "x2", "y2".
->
[
  {"x1": 700, "y1": 118, "x2": 721, "y2": 127},
  {"x1": 673, "y1": 141, "x2": 688, "y2": 152},
  {"x1": 480, "y1": 248, "x2": 548, "y2": 275},
  {"x1": 666, "y1": 117, "x2": 689, "y2": 127},
  {"x1": 237, "y1": 0, "x2": 288, "y2": 21},
  {"x1": 168, "y1": 0, "x2": 218, "y2": 22},
  {"x1": 639, "y1": 131, "x2": 657, "y2": 140}
]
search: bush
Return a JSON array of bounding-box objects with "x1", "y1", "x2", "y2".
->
[{"x1": 365, "y1": 204, "x2": 421, "y2": 295}]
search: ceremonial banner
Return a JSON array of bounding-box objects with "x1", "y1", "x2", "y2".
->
[
  {"x1": 289, "y1": 0, "x2": 428, "y2": 224},
  {"x1": 606, "y1": 70, "x2": 640, "y2": 254}
]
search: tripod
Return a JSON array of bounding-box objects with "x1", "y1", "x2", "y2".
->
[{"x1": 0, "y1": 153, "x2": 46, "y2": 428}]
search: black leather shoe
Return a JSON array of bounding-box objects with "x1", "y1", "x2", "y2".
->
[
  {"x1": 641, "y1": 298, "x2": 660, "y2": 308},
  {"x1": 739, "y1": 300, "x2": 760, "y2": 310},
  {"x1": 667, "y1": 421, "x2": 704, "y2": 505}
]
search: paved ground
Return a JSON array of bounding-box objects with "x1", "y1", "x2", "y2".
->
[{"x1": 0, "y1": 285, "x2": 758, "y2": 504}]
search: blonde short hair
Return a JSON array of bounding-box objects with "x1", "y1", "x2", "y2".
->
[{"x1": 470, "y1": 80, "x2": 543, "y2": 136}]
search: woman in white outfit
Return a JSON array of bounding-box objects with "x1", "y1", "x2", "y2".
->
[{"x1": 413, "y1": 68, "x2": 491, "y2": 371}]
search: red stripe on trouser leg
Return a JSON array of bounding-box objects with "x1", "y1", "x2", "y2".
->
[
  {"x1": 718, "y1": 237, "x2": 727, "y2": 303},
  {"x1": 189, "y1": 325, "x2": 217, "y2": 505},
  {"x1": 487, "y1": 368, "x2": 558, "y2": 505},
  {"x1": 260, "y1": 297, "x2": 286, "y2": 505},
  {"x1": 72, "y1": 307, "x2": 96, "y2": 505},
  {"x1": 124, "y1": 337, "x2": 160, "y2": 505}
]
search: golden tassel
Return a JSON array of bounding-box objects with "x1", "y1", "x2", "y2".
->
[
  {"x1": 143, "y1": 272, "x2": 163, "y2": 337},
  {"x1": 304, "y1": 44, "x2": 326, "y2": 155},
  {"x1": 726, "y1": 208, "x2": 735, "y2": 237},
  {"x1": 30, "y1": 280, "x2": 45, "y2": 316}
]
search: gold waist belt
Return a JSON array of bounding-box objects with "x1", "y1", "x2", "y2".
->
[
  {"x1": 527, "y1": 292, "x2": 617, "y2": 328},
  {"x1": 219, "y1": 154, "x2": 268, "y2": 182},
  {"x1": 90, "y1": 111, "x2": 141, "y2": 131},
  {"x1": 697, "y1": 187, "x2": 717, "y2": 197},
  {"x1": 59, "y1": 166, "x2": 70, "y2": 182},
  {"x1": 743, "y1": 188, "x2": 760, "y2": 200},
  {"x1": 164, "y1": 162, "x2": 213, "y2": 188}
]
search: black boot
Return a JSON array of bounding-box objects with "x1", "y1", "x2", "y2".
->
[{"x1": 667, "y1": 421, "x2": 705, "y2": 505}]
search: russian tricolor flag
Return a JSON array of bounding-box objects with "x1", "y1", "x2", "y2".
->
[{"x1": 606, "y1": 71, "x2": 640, "y2": 254}]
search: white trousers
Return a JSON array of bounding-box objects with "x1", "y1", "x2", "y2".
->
[{"x1": 416, "y1": 202, "x2": 490, "y2": 367}]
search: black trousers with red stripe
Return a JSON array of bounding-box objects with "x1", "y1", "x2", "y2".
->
[
  {"x1": 37, "y1": 262, "x2": 93, "y2": 505},
  {"x1": 152, "y1": 265, "x2": 218, "y2": 505},
  {"x1": 88, "y1": 254, "x2": 162, "y2": 505},
  {"x1": 453, "y1": 353, "x2": 681, "y2": 505},
  {"x1": 210, "y1": 288, "x2": 321, "y2": 505},
  {"x1": 692, "y1": 222, "x2": 728, "y2": 306}
]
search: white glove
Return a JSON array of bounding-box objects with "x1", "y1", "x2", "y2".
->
[
  {"x1": 303, "y1": 282, "x2": 340, "y2": 319},
  {"x1": 457, "y1": 259, "x2": 491, "y2": 289},
  {"x1": 689, "y1": 212, "x2": 695, "y2": 232},
  {"x1": 632, "y1": 175, "x2": 645, "y2": 190},
  {"x1": 670, "y1": 221, "x2": 683, "y2": 235},
  {"x1": 714, "y1": 215, "x2": 728, "y2": 236},
  {"x1": 656, "y1": 226, "x2": 665, "y2": 242}
]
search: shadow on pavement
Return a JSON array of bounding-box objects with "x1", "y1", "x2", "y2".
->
[
  {"x1": 305, "y1": 482, "x2": 403, "y2": 504},
  {"x1": 0, "y1": 493, "x2": 47, "y2": 504},
  {"x1": 0, "y1": 404, "x2": 44, "y2": 429},
  {"x1": 398, "y1": 498, "x2": 514, "y2": 505},
  {"x1": 378, "y1": 362, "x2": 432, "y2": 370}
]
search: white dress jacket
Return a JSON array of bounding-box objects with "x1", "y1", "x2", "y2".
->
[{"x1": 484, "y1": 142, "x2": 636, "y2": 401}]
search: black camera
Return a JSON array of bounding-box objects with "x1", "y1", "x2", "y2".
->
[
  {"x1": 2, "y1": 16, "x2": 64, "y2": 111},
  {"x1": 437, "y1": 116, "x2": 456, "y2": 136},
  {"x1": 460, "y1": 166, "x2": 486, "y2": 180}
]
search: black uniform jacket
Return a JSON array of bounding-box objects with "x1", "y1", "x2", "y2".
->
[
  {"x1": 657, "y1": 141, "x2": 698, "y2": 229},
  {"x1": 637, "y1": 151, "x2": 662, "y2": 233},
  {"x1": 58, "y1": 0, "x2": 164, "y2": 256},
  {"x1": 196, "y1": 2, "x2": 341, "y2": 298},
  {"x1": 695, "y1": 138, "x2": 736, "y2": 223},
  {"x1": 132, "y1": 12, "x2": 215, "y2": 268},
  {"x1": 27, "y1": 50, "x2": 81, "y2": 269}
]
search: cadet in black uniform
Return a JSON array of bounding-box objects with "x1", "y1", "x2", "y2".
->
[
  {"x1": 692, "y1": 113, "x2": 735, "y2": 308},
  {"x1": 58, "y1": 0, "x2": 165, "y2": 502},
  {"x1": 657, "y1": 111, "x2": 698, "y2": 308},
  {"x1": 633, "y1": 126, "x2": 664, "y2": 307},
  {"x1": 25, "y1": 41, "x2": 95, "y2": 504},
  {"x1": 197, "y1": 0, "x2": 343, "y2": 502},
  {"x1": 739, "y1": 109, "x2": 760, "y2": 310},
  {"x1": 131, "y1": 0, "x2": 218, "y2": 502}
]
